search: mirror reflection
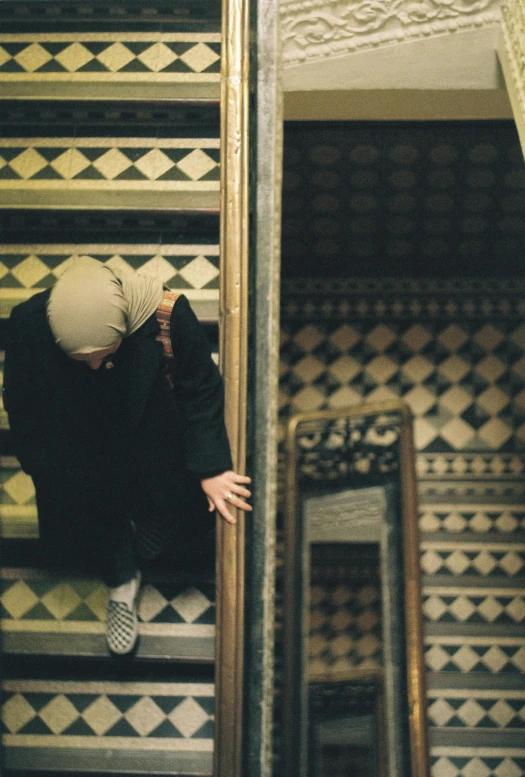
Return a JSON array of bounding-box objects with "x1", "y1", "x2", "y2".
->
[{"x1": 283, "y1": 402, "x2": 429, "y2": 777}]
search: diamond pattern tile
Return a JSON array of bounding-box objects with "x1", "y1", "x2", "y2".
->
[
  {"x1": 0, "y1": 36, "x2": 221, "y2": 77},
  {"x1": 0, "y1": 246, "x2": 220, "y2": 296},
  {"x1": 0, "y1": 141, "x2": 220, "y2": 185},
  {"x1": 308, "y1": 576, "x2": 382, "y2": 677},
  {"x1": 421, "y1": 546, "x2": 525, "y2": 577},
  {"x1": 1, "y1": 683, "x2": 214, "y2": 741},
  {"x1": 1, "y1": 576, "x2": 214, "y2": 627},
  {"x1": 422, "y1": 590, "x2": 525, "y2": 624},
  {"x1": 428, "y1": 693, "x2": 525, "y2": 729},
  {"x1": 418, "y1": 509, "x2": 525, "y2": 534},
  {"x1": 279, "y1": 318, "x2": 524, "y2": 451},
  {"x1": 431, "y1": 755, "x2": 525, "y2": 777}
]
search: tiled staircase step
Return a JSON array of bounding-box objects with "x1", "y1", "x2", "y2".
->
[
  {"x1": 0, "y1": 32, "x2": 220, "y2": 89},
  {"x1": 1, "y1": 100, "x2": 220, "y2": 136},
  {"x1": 0, "y1": 135, "x2": 220, "y2": 210},
  {"x1": 2, "y1": 676, "x2": 214, "y2": 774},
  {"x1": 0, "y1": 189, "x2": 220, "y2": 211},
  {"x1": 0, "y1": 0, "x2": 221, "y2": 31},
  {"x1": 0, "y1": 210, "x2": 220, "y2": 245},
  {"x1": 1, "y1": 569, "x2": 215, "y2": 662},
  {"x1": 1, "y1": 82, "x2": 220, "y2": 103},
  {"x1": 0, "y1": 243, "x2": 220, "y2": 322}
]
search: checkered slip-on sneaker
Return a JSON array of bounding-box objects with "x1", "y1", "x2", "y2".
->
[
  {"x1": 106, "y1": 572, "x2": 141, "y2": 656},
  {"x1": 134, "y1": 518, "x2": 165, "y2": 561}
]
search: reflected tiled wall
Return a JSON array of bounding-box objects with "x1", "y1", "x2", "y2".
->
[
  {"x1": 280, "y1": 278, "x2": 525, "y2": 776},
  {"x1": 280, "y1": 118, "x2": 525, "y2": 777}
]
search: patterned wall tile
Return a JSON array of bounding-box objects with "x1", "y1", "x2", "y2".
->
[
  {"x1": 425, "y1": 638, "x2": 525, "y2": 674},
  {"x1": 0, "y1": 244, "x2": 220, "y2": 319},
  {"x1": 0, "y1": 458, "x2": 37, "y2": 537},
  {"x1": 281, "y1": 122, "x2": 525, "y2": 278},
  {"x1": 422, "y1": 588, "x2": 525, "y2": 625},
  {"x1": 0, "y1": 139, "x2": 220, "y2": 188},
  {"x1": 416, "y1": 454, "x2": 525, "y2": 480},
  {"x1": 0, "y1": 34, "x2": 220, "y2": 80},
  {"x1": 280, "y1": 319, "x2": 524, "y2": 452},
  {"x1": 431, "y1": 752, "x2": 525, "y2": 777},
  {"x1": 2, "y1": 679, "x2": 214, "y2": 742},
  {"x1": 419, "y1": 508, "x2": 525, "y2": 535},
  {"x1": 308, "y1": 580, "x2": 382, "y2": 677},
  {"x1": 0, "y1": 571, "x2": 215, "y2": 632},
  {"x1": 421, "y1": 544, "x2": 525, "y2": 578},
  {"x1": 427, "y1": 690, "x2": 525, "y2": 729},
  {"x1": 279, "y1": 121, "x2": 525, "y2": 774}
]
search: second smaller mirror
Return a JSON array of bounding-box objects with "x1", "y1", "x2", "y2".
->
[{"x1": 282, "y1": 401, "x2": 429, "y2": 777}]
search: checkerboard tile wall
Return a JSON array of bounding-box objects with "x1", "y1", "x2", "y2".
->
[
  {"x1": 427, "y1": 690, "x2": 525, "y2": 730},
  {"x1": 0, "y1": 458, "x2": 36, "y2": 537},
  {"x1": 280, "y1": 318, "x2": 525, "y2": 453},
  {"x1": 309, "y1": 580, "x2": 382, "y2": 677},
  {"x1": 281, "y1": 274, "x2": 525, "y2": 772}
]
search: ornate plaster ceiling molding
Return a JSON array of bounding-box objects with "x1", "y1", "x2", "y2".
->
[
  {"x1": 499, "y1": 0, "x2": 525, "y2": 150},
  {"x1": 280, "y1": 0, "x2": 501, "y2": 65}
]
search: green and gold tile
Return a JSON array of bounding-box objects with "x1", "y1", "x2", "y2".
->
[
  {"x1": 0, "y1": 570, "x2": 215, "y2": 660},
  {"x1": 431, "y1": 752, "x2": 525, "y2": 777},
  {"x1": 0, "y1": 34, "x2": 220, "y2": 101},
  {"x1": 0, "y1": 458, "x2": 37, "y2": 538},
  {"x1": 425, "y1": 636, "x2": 525, "y2": 674},
  {"x1": 422, "y1": 587, "x2": 525, "y2": 625},
  {"x1": 427, "y1": 689, "x2": 525, "y2": 730},
  {"x1": 0, "y1": 244, "x2": 220, "y2": 318},
  {"x1": 2, "y1": 678, "x2": 214, "y2": 773}
]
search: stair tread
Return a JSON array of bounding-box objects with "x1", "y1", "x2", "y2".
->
[
  {"x1": 1, "y1": 570, "x2": 215, "y2": 660},
  {"x1": 3, "y1": 675, "x2": 215, "y2": 774},
  {"x1": 0, "y1": 190, "x2": 220, "y2": 211},
  {"x1": 0, "y1": 83, "x2": 220, "y2": 103}
]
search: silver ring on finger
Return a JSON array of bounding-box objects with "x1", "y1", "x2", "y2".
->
[{"x1": 226, "y1": 491, "x2": 234, "y2": 502}]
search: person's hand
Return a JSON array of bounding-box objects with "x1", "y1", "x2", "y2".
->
[{"x1": 200, "y1": 470, "x2": 252, "y2": 525}]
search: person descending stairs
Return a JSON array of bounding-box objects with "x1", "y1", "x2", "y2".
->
[{"x1": 0, "y1": 1, "x2": 239, "y2": 773}]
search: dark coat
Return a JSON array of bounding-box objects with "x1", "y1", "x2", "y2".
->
[{"x1": 3, "y1": 290, "x2": 232, "y2": 573}]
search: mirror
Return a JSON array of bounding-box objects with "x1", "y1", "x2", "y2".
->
[{"x1": 282, "y1": 400, "x2": 429, "y2": 777}]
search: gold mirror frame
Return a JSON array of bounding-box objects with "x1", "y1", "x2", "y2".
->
[
  {"x1": 282, "y1": 400, "x2": 429, "y2": 777},
  {"x1": 216, "y1": 0, "x2": 250, "y2": 774}
]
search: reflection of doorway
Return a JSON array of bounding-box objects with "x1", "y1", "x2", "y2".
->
[
  {"x1": 302, "y1": 483, "x2": 408, "y2": 777},
  {"x1": 309, "y1": 678, "x2": 384, "y2": 777}
]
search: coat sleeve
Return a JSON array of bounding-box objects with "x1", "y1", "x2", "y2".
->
[{"x1": 169, "y1": 295, "x2": 233, "y2": 477}]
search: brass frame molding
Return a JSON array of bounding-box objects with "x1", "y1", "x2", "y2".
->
[
  {"x1": 279, "y1": 0, "x2": 501, "y2": 65},
  {"x1": 215, "y1": 0, "x2": 250, "y2": 775},
  {"x1": 283, "y1": 400, "x2": 429, "y2": 777}
]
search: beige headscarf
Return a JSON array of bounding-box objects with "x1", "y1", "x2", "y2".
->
[{"x1": 47, "y1": 256, "x2": 164, "y2": 355}]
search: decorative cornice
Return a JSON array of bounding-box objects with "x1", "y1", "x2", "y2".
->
[
  {"x1": 499, "y1": 0, "x2": 525, "y2": 155},
  {"x1": 280, "y1": 0, "x2": 501, "y2": 65}
]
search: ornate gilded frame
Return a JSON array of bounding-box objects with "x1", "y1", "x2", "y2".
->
[{"x1": 282, "y1": 400, "x2": 429, "y2": 777}]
